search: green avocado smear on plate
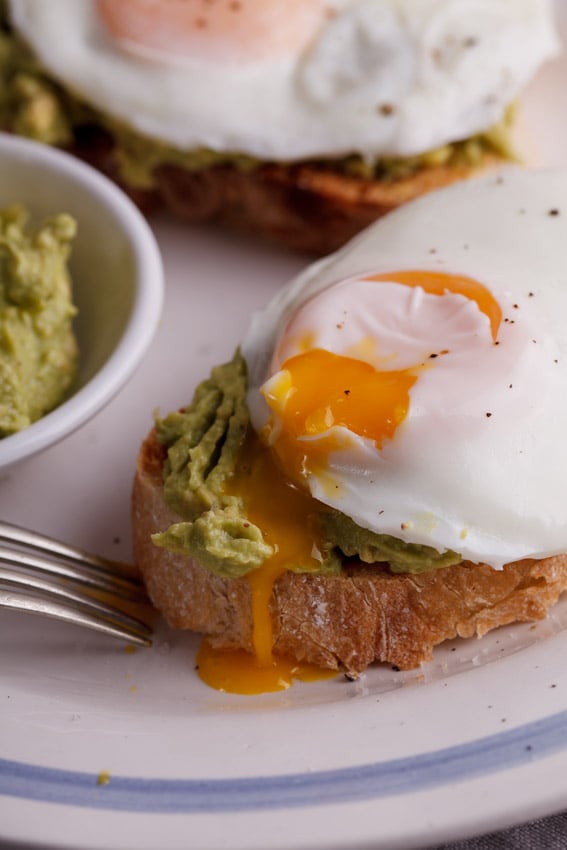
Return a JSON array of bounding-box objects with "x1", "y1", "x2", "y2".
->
[
  {"x1": 152, "y1": 351, "x2": 461, "y2": 579},
  {"x1": 0, "y1": 13, "x2": 517, "y2": 189},
  {"x1": 0, "y1": 205, "x2": 78, "y2": 436}
]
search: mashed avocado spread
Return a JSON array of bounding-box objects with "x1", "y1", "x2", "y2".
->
[
  {"x1": 0, "y1": 205, "x2": 78, "y2": 436},
  {"x1": 0, "y1": 15, "x2": 517, "y2": 189},
  {"x1": 152, "y1": 351, "x2": 461, "y2": 578}
]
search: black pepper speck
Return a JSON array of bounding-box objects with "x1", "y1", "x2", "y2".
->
[{"x1": 379, "y1": 103, "x2": 395, "y2": 117}]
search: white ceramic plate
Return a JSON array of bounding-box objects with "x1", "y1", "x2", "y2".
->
[{"x1": 1, "y1": 12, "x2": 567, "y2": 850}]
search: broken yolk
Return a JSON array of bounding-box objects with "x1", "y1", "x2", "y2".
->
[
  {"x1": 263, "y1": 349, "x2": 418, "y2": 489},
  {"x1": 196, "y1": 270, "x2": 502, "y2": 695},
  {"x1": 262, "y1": 271, "x2": 501, "y2": 488}
]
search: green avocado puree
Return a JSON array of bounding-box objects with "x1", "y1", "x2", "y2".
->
[
  {"x1": 152, "y1": 354, "x2": 273, "y2": 578},
  {"x1": 0, "y1": 205, "x2": 78, "y2": 436},
  {"x1": 318, "y1": 511, "x2": 460, "y2": 574},
  {"x1": 0, "y1": 18, "x2": 517, "y2": 190},
  {"x1": 152, "y1": 351, "x2": 461, "y2": 579}
]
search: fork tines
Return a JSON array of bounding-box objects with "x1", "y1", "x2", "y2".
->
[{"x1": 0, "y1": 521, "x2": 153, "y2": 646}]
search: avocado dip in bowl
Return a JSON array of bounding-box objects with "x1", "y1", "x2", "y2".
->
[{"x1": 0, "y1": 132, "x2": 163, "y2": 473}]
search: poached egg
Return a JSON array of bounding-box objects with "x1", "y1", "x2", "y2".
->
[
  {"x1": 242, "y1": 168, "x2": 567, "y2": 571},
  {"x1": 7, "y1": 0, "x2": 560, "y2": 162}
]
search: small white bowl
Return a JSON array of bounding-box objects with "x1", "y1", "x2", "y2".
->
[{"x1": 0, "y1": 133, "x2": 164, "y2": 472}]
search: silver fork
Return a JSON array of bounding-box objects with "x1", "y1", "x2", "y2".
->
[{"x1": 0, "y1": 521, "x2": 153, "y2": 646}]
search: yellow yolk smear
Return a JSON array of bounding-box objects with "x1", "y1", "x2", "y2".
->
[
  {"x1": 97, "y1": 0, "x2": 327, "y2": 64},
  {"x1": 196, "y1": 434, "x2": 337, "y2": 695}
]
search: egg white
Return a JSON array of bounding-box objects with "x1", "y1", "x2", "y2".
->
[
  {"x1": 7, "y1": 0, "x2": 560, "y2": 161},
  {"x1": 241, "y1": 168, "x2": 567, "y2": 568}
]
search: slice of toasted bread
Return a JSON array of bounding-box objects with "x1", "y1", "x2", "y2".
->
[
  {"x1": 132, "y1": 429, "x2": 567, "y2": 673},
  {"x1": 150, "y1": 154, "x2": 501, "y2": 255},
  {"x1": 68, "y1": 125, "x2": 499, "y2": 255}
]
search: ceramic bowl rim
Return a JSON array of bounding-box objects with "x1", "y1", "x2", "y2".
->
[{"x1": 0, "y1": 134, "x2": 164, "y2": 471}]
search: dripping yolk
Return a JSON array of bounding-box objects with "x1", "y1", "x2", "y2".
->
[
  {"x1": 226, "y1": 434, "x2": 323, "y2": 668},
  {"x1": 196, "y1": 433, "x2": 333, "y2": 694},
  {"x1": 97, "y1": 0, "x2": 328, "y2": 64}
]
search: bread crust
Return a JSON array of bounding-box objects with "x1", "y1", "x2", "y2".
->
[
  {"x1": 151, "y1": 156, "x2": 499, "y2": 255},
  {"x1": 68, "y1": 126, "x2": 499, "y2": 254},
  {"x1": 132, "y1": 429, "x2": 567, "y2": 673}
]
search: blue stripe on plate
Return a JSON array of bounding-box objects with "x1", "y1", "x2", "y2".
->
[{"x1": 1, "y1": 709, "x2": 567, "y2": 813}]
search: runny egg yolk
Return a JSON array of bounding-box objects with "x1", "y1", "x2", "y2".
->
[
  {"x1": 197, "y1": 270, "x2": 502, "y2": 694},
  {"x1": 97, "y1": 0, "x2": 328, "y2": 64},
  {"x1": 262, "y1": 350, "x2": 418, "y2": 491},
  {"x1": 263, "y1": 270, "x2": 502, "y2": 488}
]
